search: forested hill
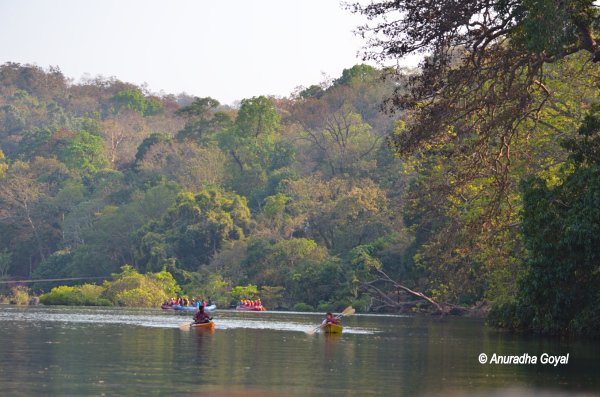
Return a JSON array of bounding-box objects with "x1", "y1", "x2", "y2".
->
[
  {"x1": 0, "y1": 62, "x2": 401, "y2": 308},
  {"x1": 1, "y1": 56, "x2": 599, "y2": 334}
]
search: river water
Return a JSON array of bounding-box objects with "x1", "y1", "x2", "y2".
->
[{"x1": 0, "y1": 305, "x2": 598, "y2": 396}]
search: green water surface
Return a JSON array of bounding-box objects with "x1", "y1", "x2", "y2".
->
[{"x1": 0, "y1": 305, "x2": 598, "y2": 396}]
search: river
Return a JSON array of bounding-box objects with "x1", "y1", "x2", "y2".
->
[{"x1": 0, "y1": 305, "x2": 598, "y2": 396}]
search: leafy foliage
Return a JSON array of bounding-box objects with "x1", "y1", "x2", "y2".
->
[
  {"x1": 1, "y1": 47, "x2": 597, "y2": 327},
  {"x1": 135, "y1": 188, "x2": 251, "y2": 271},
  {"x1": 496, "y1": 105, "x2": 600, "y2": 335},
  {"x1": 40, "y1": 284, "x2": 111, "y2": 306},
  {"x1": 111, "y1": 88, "x2": 162, "y2": 116},
  {"x1": 101, "y1": 265, "x2": 180, "y2": 307}
]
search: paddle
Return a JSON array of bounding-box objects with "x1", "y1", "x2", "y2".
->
[
  {"x1": 179, "y1": 322, "x2": 192, "y2": 331},
  {"x1": 305, "y1": 306, "x2": 355, "y2": 335}
]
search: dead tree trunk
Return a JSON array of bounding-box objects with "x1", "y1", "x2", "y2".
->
[{"x1": 361, "y1": 268, "x2": 447, "y2": 314}]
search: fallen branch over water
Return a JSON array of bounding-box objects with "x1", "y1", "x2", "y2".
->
[{"x1": 361, "y1": 268, "x2": 474, "y2": 315}]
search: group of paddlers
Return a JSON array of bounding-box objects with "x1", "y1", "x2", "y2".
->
[
  {"x1": 238, "y1": 299, "x2": 263, "y2": 308},
  {"x1": 163, "y1": 297, "x2": 212, "y2": 307}
]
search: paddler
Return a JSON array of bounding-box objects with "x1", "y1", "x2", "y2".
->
[
  {"x1": 322, "y1": 312, "x2": 340, "y2": 326},
  {"x1": 193, "y1": 305, "x2": 212, "y2": 324}
]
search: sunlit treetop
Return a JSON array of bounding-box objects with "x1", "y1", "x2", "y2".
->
[{"x1": 349, "y1": 0, "x2": 600, "y2": 183}]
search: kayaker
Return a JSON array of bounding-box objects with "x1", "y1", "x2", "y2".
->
[
  {"x1": 322, "y1": 312, "x2": 340, "y2": 326},
  {"x1": 193, "y1": 305, "x2": 212, "y2": 324}
]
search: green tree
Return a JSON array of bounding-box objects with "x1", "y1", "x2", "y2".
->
[
  {"x1": 0, "y1": 161, "x2": 50, "y2": 270},
  {"x1": 235, "y1": 96, "x2": 280, "y2": 138},
  {"x1": 352, "y1": 0, "x2": 600, "y2": 201},
  {"x1": 242, "y1": 237, "x2": 343, "y2": 307},
  {"x1": 335, "y1": 64, "x2": 379, "y2": 86},
  {"x1": 230, "y1": 284, "x2": 259, "y2": 302},
  {"x1": 292, "y1": 87, "x2": 381, "y2": 178},
  {"x1": 217, "y1": 96, "x2": 287, "y2": 205},
  {"x1": 111, "y1": 88, "x2": 161, "y2": 116},
  {"x1": 135, "y1": 132, "x2": 172, "y2": 163},
  {"x1": 137, "y1": 140, "x2": 226, "y2": 191},
  {"x1": 287, "y1": 177, "x2": 392, "y2": 252},
  {"x1": 175, "y1": 97, "x2": 232, "y2": 143},
  {"x1": 59, "y1": 130, "x2": 108, "y2": 173},
  {"x1": 135, "y1": 188, "x2": 251, "y2": 271},
  {"x1": 496, "y1": 103, "x2": 600, "y2": 336}
]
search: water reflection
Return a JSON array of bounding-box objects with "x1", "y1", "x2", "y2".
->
[{"x1": 0, "y1": 305, "x2": 599, "y2": 397}]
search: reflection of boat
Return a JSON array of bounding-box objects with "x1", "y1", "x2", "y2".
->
[
  {"x1": 235, "y1": 304, "x2": 266, "y2": 311},
  {"x1": 190, "y1": 321, "x2": 215, "y2": 331},
  {"x1": 170, "y1": 304, "x2": 217, "y2": 312},
  {"x1": 323, "y1": 323, "x2": 343, "y2": 334}
]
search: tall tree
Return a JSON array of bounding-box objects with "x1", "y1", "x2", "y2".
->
[
  {"x1": 351, "y1": 0, "x2": 600, "y2": 199},
  {"x1": 0, "y1": 161, "x2": 52, "y2": 273},
  {"x1": 175, "y1": 97, "x2": 231, "y2": 144},
  {"x1": 135, "y1": 188, "x2": 251, "y2": 271},
  {"x1": 293, "y1": 91, "x2": 380, "y2": 178}
]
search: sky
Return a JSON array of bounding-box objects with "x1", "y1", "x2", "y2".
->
[{"x1": 0, "y1": 0, "x2": 406, "y2": 105}]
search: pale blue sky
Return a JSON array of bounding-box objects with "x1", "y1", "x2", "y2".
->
[{"x1": 0, "y1": 0, "x2": 395, "y2": 104}]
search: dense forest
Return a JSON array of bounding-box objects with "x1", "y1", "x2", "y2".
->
[
  {"x1": 1, "y1": 0, "x2": 599, "y2": 336},
  {"x1": 0, "y1": 62, "x2": 403, "y2": 312}
]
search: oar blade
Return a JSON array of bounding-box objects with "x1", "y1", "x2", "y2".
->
[
  {"x1": 305, "y1": 325, "x2": 321, "y2": 335},
  {"x1": 340, "y1": 306, "x2": 355, "y2": 317},
  {"x1": 179, "y1": 322, "x2": 191, "y2": 331}
]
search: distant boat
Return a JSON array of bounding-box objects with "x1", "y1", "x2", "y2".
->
[
  {"x1": 235, "y1": 304, "x2": 266, "y2": 311},
  {"x1": 163, "y1": 304, "x2": 216, "y2": 312}
]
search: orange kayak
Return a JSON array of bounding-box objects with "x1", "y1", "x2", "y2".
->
[
  {"x1": 190, "y1": 321, "x2": 215, "y2": 330},
  {"x1": 323, "y1": 323, "x2": 343, "y2": 334}
]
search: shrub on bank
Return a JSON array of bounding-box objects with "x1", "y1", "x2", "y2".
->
[
  {"x1": 0, "y1": 286, "x2": 31, "y2": 305},
  {"x1": 40, "y1": 284, "x2": 112, "y2": 306},
  {"x1": 40, "y1": 266, "x2": 180, "y2": 307},
  {"x1": 102, "y1": 265, "x2": 178, "y2": 307},
  {"x1": 114, "y1": 287, "x2": 157, "y2": 307}
]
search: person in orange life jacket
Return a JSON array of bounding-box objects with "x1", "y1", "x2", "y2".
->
[
  {"x1": 322, "y1": 312, "x2": 340, "y2": 326},
  {"x1": 193, "y1": 305, "x2": 212, "y2": 324}
]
